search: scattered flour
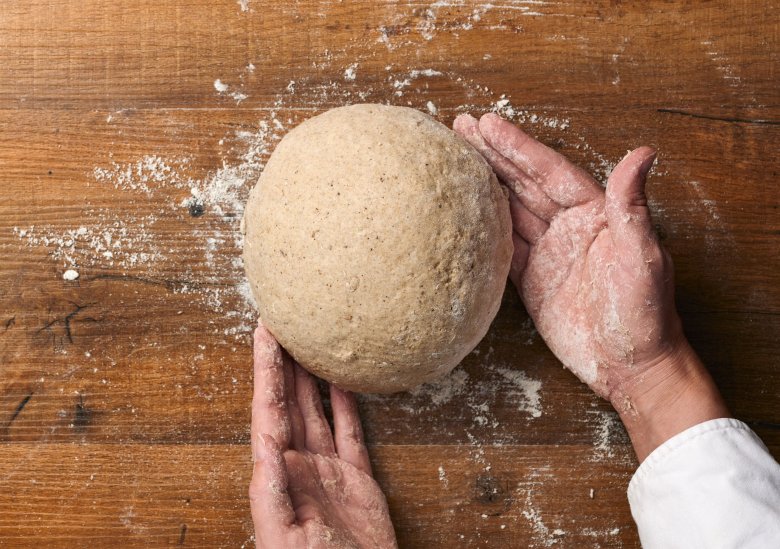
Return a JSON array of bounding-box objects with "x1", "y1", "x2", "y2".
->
[
  {"x1": 437, "y1": 465, "x2": 449, "y2": 487},
  {"x1": 521, "y1": 492, "x2": 566, "y2": 547},
  {"x1": 363, "y1": 339, "x2": 543, "y2": 459},
  {"x1": 491, "y1": 366, "x2": 542, "y2": 418},
  {"x1": 376, "y1": 2, "x2": 538, "y2": 48},
  {"x1": 582, "y1": 526, "x2": 621, "y2": 537},
  {"x1": 406, "y1": 368, "x2": 470, "y2": 408},
  {"x1": 214, "y1": 78, "x2": 249, "y2": 104},
  {"x1": 588, "y1": 409, "x2": 631, "y2": 463},
  {"x1": 491, "y1": 95, "x2": 570, "y2": 131},
  {"x1": 683, "y1": 180, "x2": 735, "y2": 256},
  {"x1": 239, "y1": 535, "x2": 256, "y2": 549},
  {"x1": 119, "y1": 505, "x2": 147, "y2": 535},
  {"x1": 593, "y1": 411, "x2": 617, "y2": 460},
  {"x1": 399, "y1": 359, "x2": 542, "y2": 422},
  {"x1": 344, "y1": 63, "x2": 358, "y2": 81},
  {"x1": 62, "y1": 269, "x2": 79, "y2": 281},
  {"x1": 93, "y1": 155, "x2": 181, "y2": 196},
  {"x1": 14, "y1": 215, "x2": 164, "y2": 271},
  {"x1": 392, "y1": 68, "x2": 445, "y2": 96},
  {"x1": 12, "y1": 106, "x2": 285, "y2": 337},
  {"x1": 231, "y1": 90, "x2": 249, "y2": 103},
  {"x1": 700, "y1": 39, "x2": 742, "y2": 88}
]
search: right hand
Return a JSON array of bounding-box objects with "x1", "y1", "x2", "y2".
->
[
  {"x1": 455, "y1": 112, "x2": 680, "y2": 399},
  {"x1": 454, "y1": 113, "x2": 729, "y2": 459}
]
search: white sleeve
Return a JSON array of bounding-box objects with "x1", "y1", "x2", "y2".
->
[{"x1": 628, "y1": 418, "x2": 780, "y2": 549}]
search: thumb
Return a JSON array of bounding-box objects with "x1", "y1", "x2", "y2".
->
[
  {"x1": 605, "y1": 147, "x2": 658, "y2": 265},
  {"x1": 250, "y1": 434, "x2": 296, "y2": 536}
]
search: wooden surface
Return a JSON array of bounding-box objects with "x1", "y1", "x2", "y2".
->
[{"x1": 1, "y1": 1, "x2": 778, "y2": 547}]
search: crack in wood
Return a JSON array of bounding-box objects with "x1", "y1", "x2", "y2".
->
[
  {"x1": 4, "y1": 316, "x2": 15, "y2": 331},
  {"x1": 64, "y1": 304, "x2": 92, "y2": 344},
  {"x1": 178, "y1": 524, "x2": 187, "y2": 545},
  {"x1": 657, "y1": 108, "x2": 780, "y2": 126},
  {"x1": 36, "y1": 302, "x2": 97, "y2": 348},
  {"x1": 4, "y1": 392, "x2": 33, "y2": 431}
]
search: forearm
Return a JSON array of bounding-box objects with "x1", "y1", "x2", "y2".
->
[{"x1": 612, "y1": 341, "x2": 731, "y2": 462}]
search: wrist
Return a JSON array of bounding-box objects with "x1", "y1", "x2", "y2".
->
[{"x1": 611, "y1": 340, "x2": 730, "y2": 462}]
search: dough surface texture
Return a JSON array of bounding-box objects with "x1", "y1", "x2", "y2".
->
[{"x1": 243, "y1": 104, "x2": 512, "y2": 393}]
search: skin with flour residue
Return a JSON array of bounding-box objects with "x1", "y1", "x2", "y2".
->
[
  {"x1": 250, "y1": 324, "x2": 398, "y2": 549},
  {"x1": 454, "y1": 113, "x2": 683, "y2": 403}
]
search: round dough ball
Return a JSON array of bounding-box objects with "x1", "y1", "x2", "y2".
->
[{"x1": 243, "y1": 104, "x2": 512, "y2": 393}]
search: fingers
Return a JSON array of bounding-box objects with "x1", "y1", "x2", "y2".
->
[
  {"x1": 330, "y1": 385, "x2": 373, "y2": 476},
  {"x1": 454, "y1": 114, "x2": 561, "y2": 221},
  {"x1": 282, "y1": 353, "x2": 306, "y2": 451},
  {"x1": 294, "y1": 364, "x2": 336, "y2": 456},
  {"x1": 509, "y1": 232, "x2": 530, "y2": 290},
  {"x1": 604, "y1": 147, "x2": 659, "y2": 270},
  {"x1": 605, "y1": 146, "x2": 656, "y2": 209},
  {"x1": 478, "y1": 113, "x2": 603, "y2": 207},
  {"x1": 249, "y1": 434, "x2": 296, "y2": 540},
  {"x1": 252, "y1": 323, "x2": 291, "y2": 457},
  {"x1": 284, "y1": 453, "x2": 327, "y2": 523},
  {"x1": 509, "y1": 192, "x2": 548, "y2": 244}
]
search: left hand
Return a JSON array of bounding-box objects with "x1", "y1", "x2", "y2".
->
[{"x1": 249, "y1": 322, "x2": 398, "y2": 549}]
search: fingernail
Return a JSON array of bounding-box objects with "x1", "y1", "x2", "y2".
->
[
  {"x1": 256, "y1": 433, "x2": 267, "y2": 460},
  {"x1": 251, "y1": 435, "x2": 260, "y2": 463},
  {"x1": 638, "y1": 152, "x2": 657, "y2": 179}
]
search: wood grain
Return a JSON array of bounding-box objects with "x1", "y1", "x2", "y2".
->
[
  {"x1": 0, "y1": 444, "x2": 639, "y2": 548},
  {"x1": 1, "y1": 1, "x2": 778, "y2": 547}
]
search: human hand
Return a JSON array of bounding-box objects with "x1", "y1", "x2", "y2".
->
[
  {"x1": 249, "y1": 322, "x2": 398, "y2": 548},
  {"x1": 455, "y1": 112, "x2": 678, "y2": 398},
  {"x1": 454, "y1": 113, "x2": 728, "y2": 459}
]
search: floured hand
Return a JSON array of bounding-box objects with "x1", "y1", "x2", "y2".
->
[
  {"x1": 250, "y1": 323, "x2": 398, "y2": 549},
  {"x1": 454, "y1": 113, "x2": 685, "y2": 402},
  {"x1": 455, "y1": 114, "x2": 729, "y2": 460}
]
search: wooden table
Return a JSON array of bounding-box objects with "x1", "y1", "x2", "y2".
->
[{"x1": 1, "y1": 1, "x2": 777, "y2": 547}]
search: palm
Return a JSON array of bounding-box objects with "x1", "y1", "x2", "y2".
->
[
  {"x1": 249, "y1": 324, "x2": 397, "y2": 549},
  {"x1": 455, "y1": 114, "x2": 681, "y2": 400},
  {"x1": 282, "y1": 452, "x2": 394, "y2": 548},
  {"x1": 527, "y1": 200, "x2": 672, "y2": 397}
]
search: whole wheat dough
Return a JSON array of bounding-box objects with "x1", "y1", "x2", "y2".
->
[{"x1": 243, "y1": 104, "x2": 512, "y2": 393}]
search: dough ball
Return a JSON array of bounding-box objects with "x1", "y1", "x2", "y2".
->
[{"x1": 243, "y1": 104, "x2": 512, "y2": 393}]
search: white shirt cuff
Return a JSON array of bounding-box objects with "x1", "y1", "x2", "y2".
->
[{"x1": 628, "y1": 418, "x2": 780, "y2": 549}]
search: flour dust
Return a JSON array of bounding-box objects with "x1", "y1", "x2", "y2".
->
[{"x1": 10, "y1": 16, "x2": 636, "y2": 544}]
